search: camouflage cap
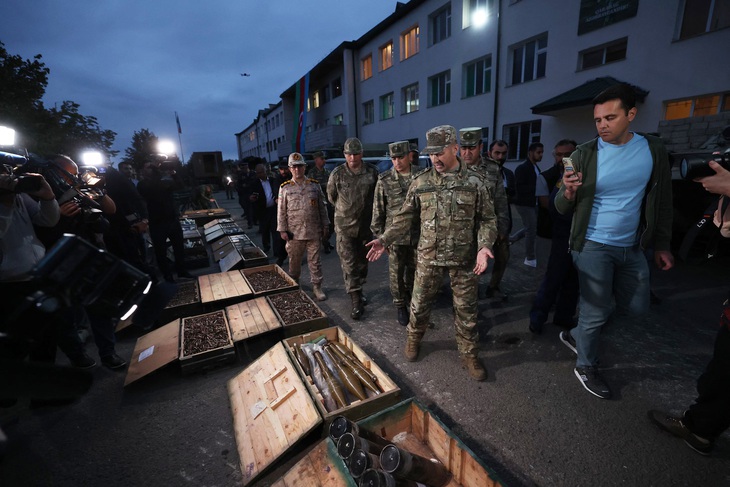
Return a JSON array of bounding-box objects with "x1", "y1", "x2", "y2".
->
[
  {"x1": 343, "y1": 137, "x2": 363, "y2": 155},
  {"x1": 409, "y1": 143, "x2": 419, "y2": 154},
  {"x1": 459, "y1": 127, "x2": 483, "y2": 147},
  {"x1": 287, "y1": 152, "x2": 306, "y2": 166},
  {"x1": 388, "y1": 141, "x2": 410, "y2": 158},
  {"x1": 422, "y1": 125, "x2": 457, "y2": 154},
  {"x1": 312, "y1": 151, "x2": 325, "y2": 159}
]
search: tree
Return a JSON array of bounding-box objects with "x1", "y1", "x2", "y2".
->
[
  {"x1": 120, "y1": 129, "x2": 159, "y2": 170},
  {"x1": 0, "y1": 41, "x2": 117, "y2": 160}
]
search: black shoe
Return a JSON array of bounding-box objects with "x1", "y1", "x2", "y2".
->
[
  {"x1": 647, "y1": 410, "x2": 712, "y2": 455},
  {"x1": 397, "y1": 307, "x2": 408, "y2": 326},
  {"x1": 650, "y1": 291, "x2": 662, "y2": 305},
  {"x1": 101, "y1": 353, "x2": 127, "y2": 370},
  {"x1": 529, "y1": 322, "x2": 542, "y2": 335},
  {"x1": 484, "y1": 286, "x2": 508, "y2": 301},
  {"x1": 70, "y1": 353, "x2": 96, "y2": 369},
  {"x1": 350, "y1": 292, "x2": 364, "y2": 320},
  {"x1": 361, "y1": 294, "x2": 368, "y2": 306},
  {"x1": 553, "y1": 317, "x2": 577, "y2": 329},
  {"x1": 559, "y1": 330, "x2": 577, "y2": 354},
  {"x1": 574, "y1": 366, "x2": 611, "y2": 399}
]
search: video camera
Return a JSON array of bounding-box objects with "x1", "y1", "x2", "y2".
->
[
  {"x1": 0, "y1": 151, "x2": 45, "y2": 194},
  {"x1": 680, "y1": 148, "x2": 730, "y2": 180}
]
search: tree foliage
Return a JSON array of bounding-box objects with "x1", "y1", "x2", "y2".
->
[
  {"x1": 120, "y1": 128, "x2": 159, "y2": 170},
  {"x1": 0, "y1": 41, "x2": 117, "y2": 159}
]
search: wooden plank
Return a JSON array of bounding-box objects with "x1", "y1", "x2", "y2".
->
[
  {"x1": 226, "y1": 303, "x2": 250, "y2": 342},
  {"x1": 232, "y1": 270, "x2": 253, "y2": 295},
  {"x1": 124, "y1": 320, "x2": 180, "y2": 386},
  {"x1": 275, "y1": 439, "x2": 354, "y2": 487}
]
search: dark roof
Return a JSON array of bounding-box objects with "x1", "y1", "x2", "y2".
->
[{"x1": 530, "y1": 77, "x2": 649, "y2": 115}]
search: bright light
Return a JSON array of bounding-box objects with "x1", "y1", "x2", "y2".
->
[
  {"x1": 120, "y1": 304, "x2": 138, "y2": 321},
  {"x1": 158, "y1": 140, "x2": 176, "y2": 155},
  {"x1": 142, "y1": 280, "x2": 152, "y2": 295},
  {"x1": 81, "y1": 151, "x2": 103, "y2": 166},
  {"x1": 0, "y1": 126, "x2": 16, "y2": 146},
  {"x1": 472, "y1": 9, "x2": 489, "y2": 28}
]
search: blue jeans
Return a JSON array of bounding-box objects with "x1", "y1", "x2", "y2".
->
[
  {"x1": 571, "y1": 240, "x2": 650, "y2": 367},
  {"x1": 515, "y1": 205, "x2": 537, "y2": 261}
]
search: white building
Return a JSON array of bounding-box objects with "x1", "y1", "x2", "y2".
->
[
  {"x1": 235, "y1": 101, "x2": 286, "y2": 163},
  {"x1": 238, "y1": 0, "x2": 730, "y2": 167}
]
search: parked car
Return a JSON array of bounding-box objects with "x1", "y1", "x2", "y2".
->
[{"x1": 375, "y1": 156, "x2": 432, "y2": 174}]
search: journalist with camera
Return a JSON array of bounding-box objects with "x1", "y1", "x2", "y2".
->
[{"x1": 648, "y1": 158, "x2": 730, "y2": 455}]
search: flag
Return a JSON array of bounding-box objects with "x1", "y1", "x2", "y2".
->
[
  {"x1": 175, "y1": 112, "x2": 182, "y2": 134},
  {"x1": 292, "y1": 73, "x2": 309, "y2": 153}
]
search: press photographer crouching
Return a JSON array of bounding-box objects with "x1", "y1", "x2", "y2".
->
[{"x1": 648, "y1": 157, "x2": 730, "y2": 455}]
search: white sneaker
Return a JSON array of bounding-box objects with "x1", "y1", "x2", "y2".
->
[{"x1": 524, "y1": 258, "x2": 537, "y2": 267}]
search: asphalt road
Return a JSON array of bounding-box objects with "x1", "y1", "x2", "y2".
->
[{"x1": 1, "y1": 190, "x2": 729, "y2": 487}]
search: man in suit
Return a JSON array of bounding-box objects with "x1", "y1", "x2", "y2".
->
[
  {"x1": 513, "y1": 142, "x2": 544, "y2": 267},
  {"x1": 251, "y1": 163, "x2": 285, "y2": 265}
]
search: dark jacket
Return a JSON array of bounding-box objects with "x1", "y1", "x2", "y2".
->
[
  {"x1": 555, "y1": 134, "x2": 673, "y2": 252},
  {"x1": 514, "y1": 159, "x2": 539, "y2": 207},
  {"x1": 251, "y1": 176, "x2": 282, "y2": 219},
  {"x1": 137, "y1": 169, "x2": 185, "y2": 223}
]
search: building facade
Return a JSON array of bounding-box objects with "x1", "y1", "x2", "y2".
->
[{"x1": 237, "y1": 0, "x2": 730, "y2": 167}]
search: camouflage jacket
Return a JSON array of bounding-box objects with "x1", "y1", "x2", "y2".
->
[
  {"x1": 468, "y1": 157, "x2": 511, "y2": 236},
  {"x1": 371, "y1": 166, "x2": 419, "y2": 246},
  {"x1": 277, "y1": 178, "x2": 329, "y2": 240},
  {"x1": 381, "y1": 159, "x2": 497, "y2": 267},
  {"x1": 327, "y1": 162, "x2": 378, "y2": 239},
  {"x1": 306, "y1": 166, "x2": 330, "y2": 197}
]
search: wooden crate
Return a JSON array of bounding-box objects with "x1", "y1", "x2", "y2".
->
[
  {"x1": 204, "y1": 218, "x2": 234, "y2": 230},
  {"x1": 212, "y1": 242, "x2": 237, "y2": 263},
  {"x1": 160, "y1": 280, "x2": 203, "y2": 322},
  {"x1": 179, "y1": 310, "x2": 236, "y2": 375},
  {"x1": 212, "y1": 235, "x2": 234, "y2": 252},
  {"x1": 183, "y1": 208, "x2": 230, "y2": 226},
  {"x1": 283, "y1": 327, "x2": 400, "y2": 423},
  {"x1": 266, "y1": 290, "x2": 329, "y2": 337},
  {"x1": 198, "y1": 270, "x2": 253, "y2": 306},
  {"x1": 357, "y1": 399, "x2": 507, "y2": 487},
  {"x1": 241, "y1": 246, "x2": 269, "y2": 268},
  {"x1": 271, "y1": 438, "x2": 355, "y2": 487},
  {"x1": 205, "y1": 227, "x2": 226, "y2": 243},
  {"x1": 226, "y1": 297, "x2": 282, "y2": 342},
  {"x1": 241, "y1": 264, "x2": 299, "y2": 296}
]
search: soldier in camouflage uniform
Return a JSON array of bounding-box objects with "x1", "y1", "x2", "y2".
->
[
  {"x1": 327, "y1": 138, "x2": 378, "y2": 319},
  {"x1": 367, "y1": 125, "x2": 497, "y2": 381},
  {"x1": 371, "y1": 141, "x2": 419, "y2": 326},
  {"x1": 459, "y1": 128, "x2": 511, "y2": 299},
  {"x1": 277, "y1": 152, "x2": 330, "y2": 301},
  {"x1": 306, "y1": 151, "x2": 334, "y2": 253}
]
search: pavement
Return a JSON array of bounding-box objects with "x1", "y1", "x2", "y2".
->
[{"x1": 1, "y1": 190, "x2": 729, "y2": 487}]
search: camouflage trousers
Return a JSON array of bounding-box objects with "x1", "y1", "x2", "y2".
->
[
  {"x1": 407, "y1": 263, "x2": 480, "y2": 357},
  {"x1": 489, "y1": 238, "x2": 510, "y2": 289},
  {"x1": 336, "y1": 235, "x2": 369, "y2": 293},
  {"x1": 388, "y1": 245, "x2": 416, "y2": 307},
  {"x1": 285, "y1": 239, "x2": 323, "y2": 285}
]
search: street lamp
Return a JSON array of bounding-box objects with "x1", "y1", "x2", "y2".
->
[{"x1": 0, "y1": 126, "x2": 16, "y2": 146}]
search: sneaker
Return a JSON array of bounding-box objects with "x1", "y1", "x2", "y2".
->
[
  {"x1": 647, "y1": 410, "x2": 712, "y2": 455},
  {"x1": 101, "y1": 353, "x2": 127, "y2": 370},
  {"x1": 559, "y1": 330, "x2": 577, "y2": 355},
  {"x1": 70, "y1": 353, "x2": 96, "y2": 369},
  {"x1": 404, "y1": 335, "x2": 421, "y2": 362},
  {"x1": 461, "y1": 355, "x2": 487, "y2": 381},
  {"x1": 524, "y1": 258, "x2": 537, "y2": 268},
  {"x1": 574, "y1": 366, "x2": 611, "y2": 399}
]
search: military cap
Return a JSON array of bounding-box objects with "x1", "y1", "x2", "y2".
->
[
  {"x1": 423, "y1": 125, "x2": 457, "y2": 154},
  {"x1": 388, "y1": 141, "x2": 410, "y2": 158},
  {"x1": 343, "y1": 137, "x2": 363, "y2": 155},
  {"x1": 288, "y1": 152, "x2": 306, "y2": 166},
  {"x1": 459, "y1": 127, "x2": 483, "y2": 147},
  {"x1": 312, "y1": 151, "x2": 325, "y2": 159},
  {"x1": 409, "y1": 143, "x2": 419, "y2": 154}
]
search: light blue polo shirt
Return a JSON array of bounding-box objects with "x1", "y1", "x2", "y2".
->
[{"x1": 585, "y1": 133, "x2": 652, "y2": 247}]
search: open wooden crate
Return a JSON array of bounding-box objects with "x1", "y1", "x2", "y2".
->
[
  {"x1": 160, "y1": 279, "x2": 203, "y2": 323},
  {"x1": 179, "y1": 310, "x2": 236, "y2": 375},
  {"x1": 266, "y1": 290, "x2": 329, "y2": 337},
  {"x1": 228, "y1": 326, "x2": 400, "y2": 487},
  {"x1": 270, "y1": 438, "x2": 355, "y2": 487},
  {"x1": 241, "y1": 264, "x2": 299, "y2": 296},
  {"x1": 198, "y1": 270, "x2": 253, "y2": 307}
]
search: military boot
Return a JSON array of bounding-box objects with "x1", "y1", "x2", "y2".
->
[
  {"x1": 350, "y1": 291, "x2": 364, "y2": 320},
  {"x1": 461, "y1": 355, "x2": 487, "y2": 381},
  {"x1": 396, "y1": 306, "x2": 408, "y2": 326},
  {"x1": 404, "y1": 334, "x2": 421, "y2": 361},
  {"x1": 313, "y1": 284, "x2": 327, "y2": 302}
]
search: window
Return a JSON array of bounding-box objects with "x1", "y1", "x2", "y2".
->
[
  {"x1": 428, "y1": 70, "x2": 451, "y2": 107},
  {"x1": 678, "y1": 0, "x2": 730, "y2": 39},
  {"x1": 401, "y1": 26, "x2": 419, "y2": 60},
  {"x1": 362, "y1": 55, "x2": 373, "y2": 80},
  {"x1": 363, "y1": 100, "x2": 374, "y2": 125},
  {"x1": 463, "y1": 55, "x2": 492, "y2": 98},
  {"x1": 510, "y1": 34, "x2": 547, "y2": 85},
  {"x1": 333, "y1": 114, "x2": 343, "y2": 125},
  {"x1": 311, "y1": 91, "x2": 320, "y2": 109},
  {"x1": 321, "y1": 85, "x2": 330, "y2": 104},
  {"x1": 463, "y1": 0, "x2": 495, "y2": 28},
  {"x1": 332, "y1": 77, "x2": 342, "y2": 98},
  {"x1": 379, "y1": 41, "x2": 393, "y2": 71},
  {"x1": 429, "y1": 4, "x2": 451, "y2": 45},
  {"x1": 579, "y1": 38, "x2": 627, "y2": 70},
  {"x1": 380, "y1": 93, "x2": 394, "y2": 120},
  {"x1": 402, "y1": 83, "x2": 419, "y2": 114},
  {"x1": 502, "y1": 120, "x2": 541, "y2": 160},
  {"x1": 664, "y1": 92, "x2": 730, "y2": 120}
]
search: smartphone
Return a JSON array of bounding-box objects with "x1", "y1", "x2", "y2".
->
[{"x1": 562, "y1": 157, "x2": 574, "y2": 173}]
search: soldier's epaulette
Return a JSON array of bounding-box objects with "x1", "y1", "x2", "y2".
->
[
  {"x1": 413, "y1": 166, "x2": 430, "y2": 178},
  {"x1": 307, "y1": 178, "x2": 318, "y2": 183},
  {"x1": 281, "y1": 179, "x2": 293, "y2": 186},
  {"x1": 378, "y1": 171, "x2": 390, "y2": 180}
]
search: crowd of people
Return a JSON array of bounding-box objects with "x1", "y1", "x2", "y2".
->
[{"x1": 1, "y1": 82, "x2": 728, "y2": 456}]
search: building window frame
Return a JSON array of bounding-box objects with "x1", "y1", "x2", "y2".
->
[
  {"x1": 428, "y1": 70, "x2": 451, "y2": 107},
  {"x1": 400, "y1": 25, "x2": 420, "y2": 61},
  {"x1": 463, "y1": 55, "x2": 492, "y2": 98},
  {"x1": 332, "y1": 77, "x2": 342, "y2": 98},
  {"x1": 579, "y1": 37, "x2": 628, "y2": 70},
  {"x1": 379, "y1": 41, "x2": 393, "y2": 71},
  {"x1": 510, "y1": 33, "x2": 548, "y2": 85},
  {"x1": 380, "y1": 92, "x2": 395, "y2": 120},
  {"x1": 462, "y1": 0, "x2": 495, "y2": 29},
  {"x1": 363, "y1": 100, "x2": 374, "y2": 125},
  {"x1": 676, "y1": 0, "x2": 730, "y2": 40},
  {"x1": 333, "y1": 113, "x2": 344, "y2": 125},
  {"x1": 429, "y1": 3, "x2": 452, "y2": 46},
  {"x1": 664, "y1": 91, "x2": 730, "y2": 120},
  {"x1": 402, "y1": 83, "x2": 419, "y2": 114},
  {"x1": 502, "y1": 120, "x2": 542, "y2": 160},
  {"x1": 362, "y1": 54, "x2": 373, "y2": 80}
]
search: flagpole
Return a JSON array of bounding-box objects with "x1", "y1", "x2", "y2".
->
[{"x1": 175, "y1": 111, "x2": 186, "y2": 163}]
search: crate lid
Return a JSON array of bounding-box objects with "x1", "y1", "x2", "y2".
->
[
  {"x1": 219, "y1": 249, "x2": 243, "y2": 272},
  {"x1": 211, "y1": 236, "x2": 232, "y2": 252},
  {"x1": 226, "y1": 297, "x2": 282, "y2": 342},
  {"x1": 228, "y1": 341, "x2": 322, "y2": 487},
  {"x1": 272, "y1": 437, "x2": 356, "y2": 486},
  {"x1": 213, "y1": 243, "x2": 236, "y2": 263},
  {"x1": 124, "y1": 319, "x2": 180, "y2": 386}
]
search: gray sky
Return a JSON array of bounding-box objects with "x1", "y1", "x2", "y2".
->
[{"x1": 0, "y1": 0, "x2": 397, "y2": 162}]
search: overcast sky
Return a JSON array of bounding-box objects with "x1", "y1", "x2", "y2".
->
[{"x1": 1, "y1": 0, "x2": 398, "y2": 162}]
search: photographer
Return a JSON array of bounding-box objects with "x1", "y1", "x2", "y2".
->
[{"x1": 648, "y1": 160, "x2": 730, "y2": 455}]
